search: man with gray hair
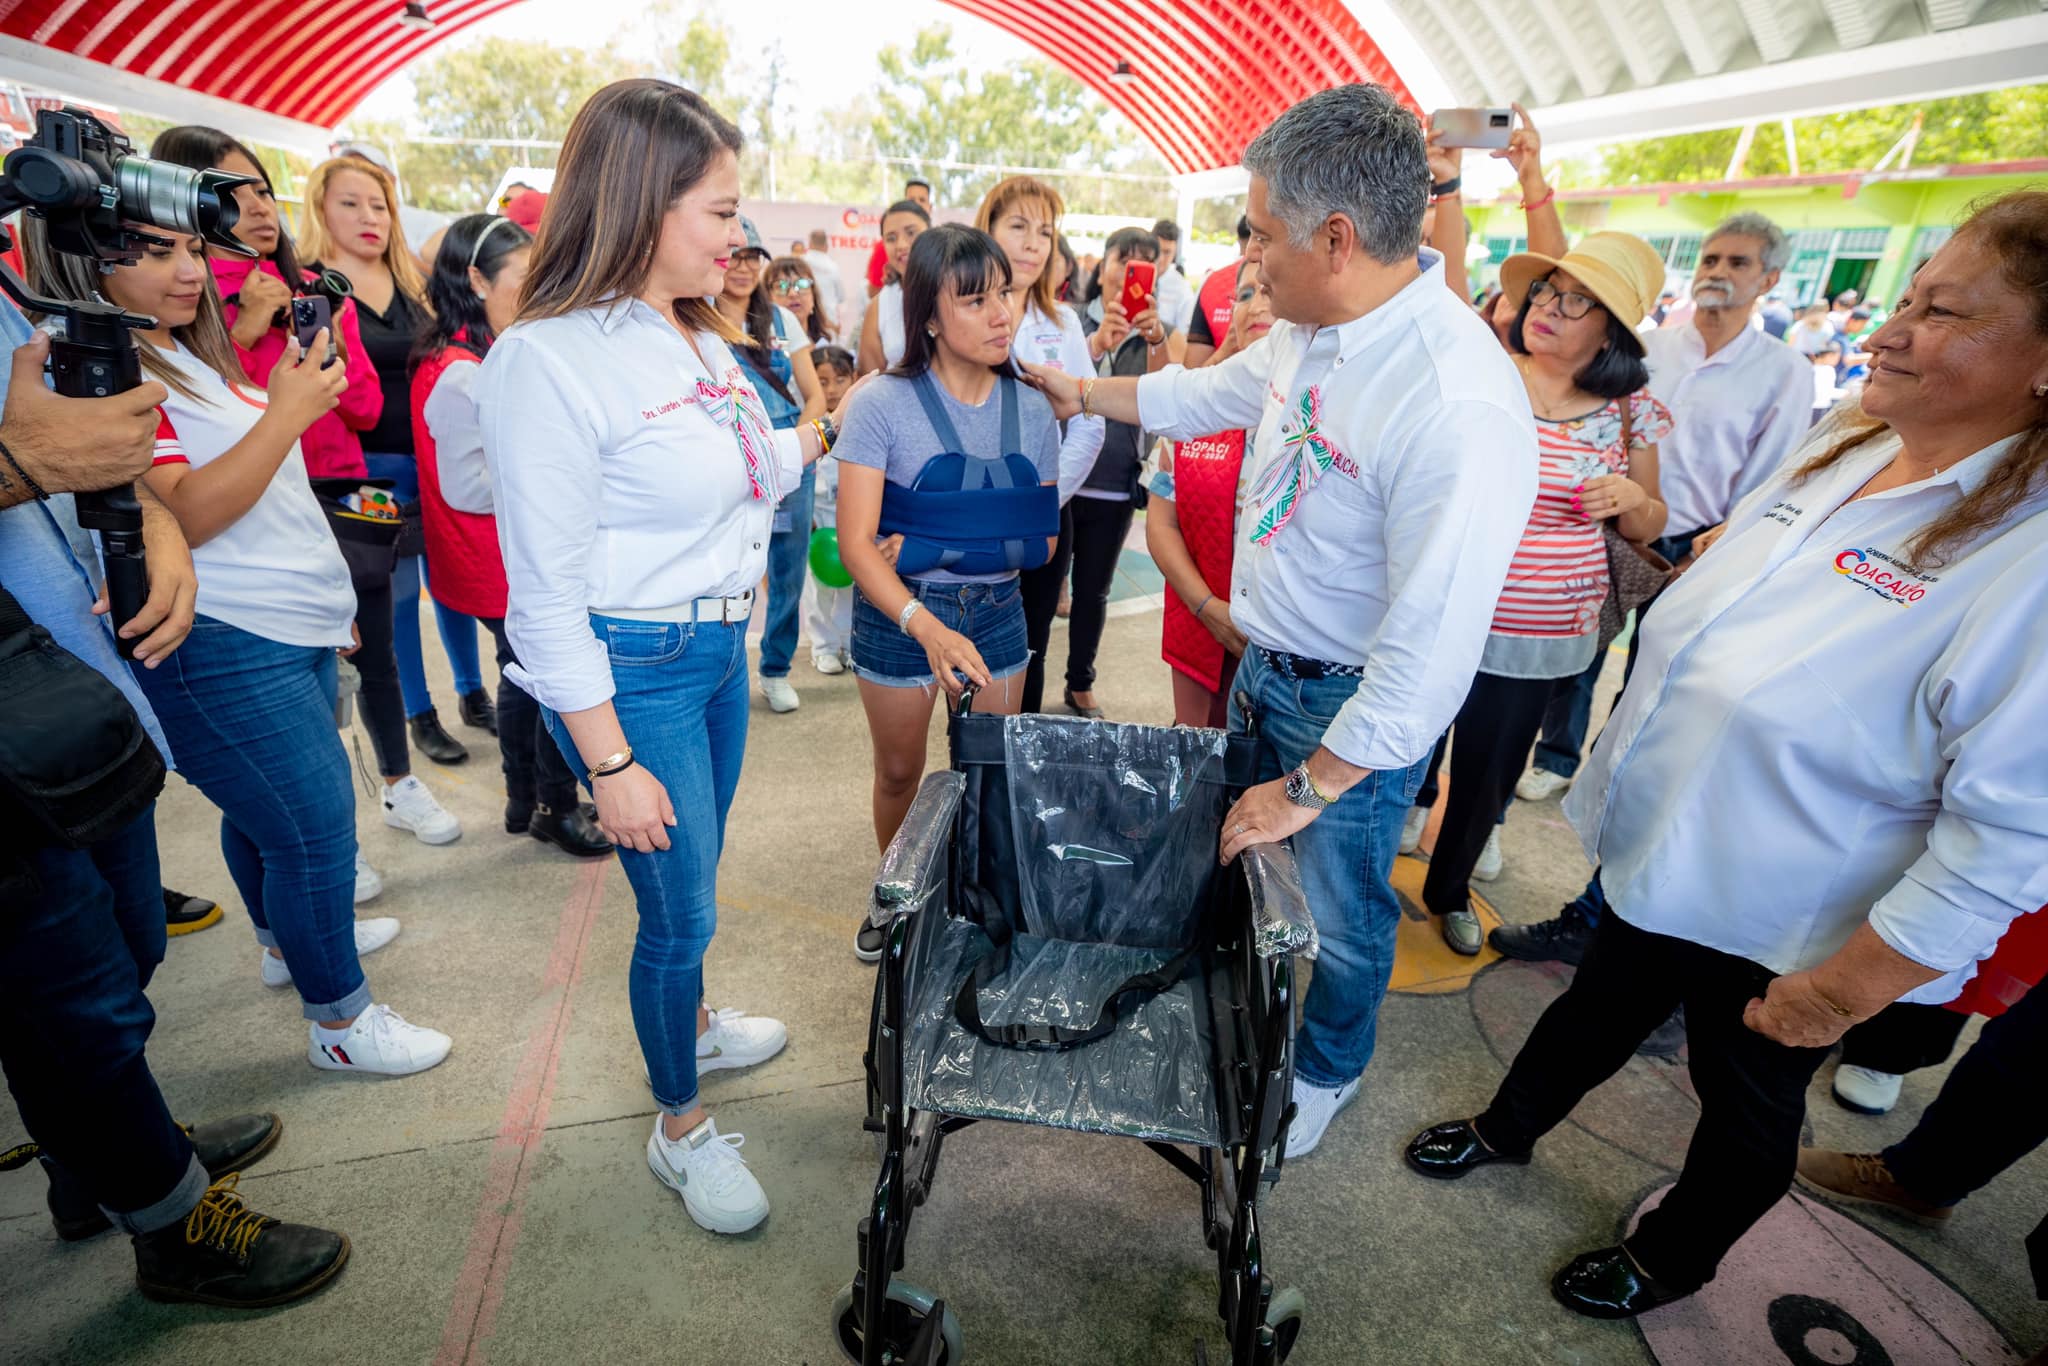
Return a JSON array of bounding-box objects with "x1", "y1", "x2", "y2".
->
[
  {"x1": 1503, "y1": 210, "x2": 1817, "y2": 969},
  {"x1": 1024, "y1": 83, "x2": 1537, "y2": 1158}
]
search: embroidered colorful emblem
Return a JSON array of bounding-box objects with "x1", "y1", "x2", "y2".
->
[
  {"x1": 1245, "y1": 385, "x2": 1338, "y2": 546},
  {"x1": 695, "y1": 368, "x2": 783, "y2": 503}
]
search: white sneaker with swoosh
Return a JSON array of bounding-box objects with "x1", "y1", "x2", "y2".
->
[{"x1": 695, "y1": 1007, "x2": 787, "y2": 1074}]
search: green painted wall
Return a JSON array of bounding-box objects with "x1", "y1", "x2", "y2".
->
[{"x1": 1466, "y1": 170, "x2": 2048, "y2": 306}]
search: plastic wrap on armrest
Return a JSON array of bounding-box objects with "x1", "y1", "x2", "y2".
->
[
  {"x1": 1242, "y1": 841, "x2": 1317, "y2": 960},
  {"x1": 869, "y1": 769, "x2": 965, "y2": 928}
]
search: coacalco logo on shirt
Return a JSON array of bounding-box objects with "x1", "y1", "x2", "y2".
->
[{"x1": 1832, "y1": 546, "x2": 1931, "y2": 605}]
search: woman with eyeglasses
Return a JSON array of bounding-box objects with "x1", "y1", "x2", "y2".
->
[
  {"x1": 1421, "y1": 233, "x2": 1671, "y2": 957},
  {"x1": 765, "y1": 255, "x2": 829, "y2": 348}
]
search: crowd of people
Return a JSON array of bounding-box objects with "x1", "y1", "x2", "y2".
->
[{"x1": 1, "y1": 74, "x2": 2043, "y2": 1339}]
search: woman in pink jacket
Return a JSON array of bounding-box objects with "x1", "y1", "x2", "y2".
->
[{"x1": 153, "y1": 128, "x2": 463, "y2": 896}]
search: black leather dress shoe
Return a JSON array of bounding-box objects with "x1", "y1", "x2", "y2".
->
[
  {"x1": 529, "y1": 803, "x2": 611, "y2": 857},
  {"x1": 1404, "y1": 1119, "x2": 1532, "y2": 1180},
  {"x1": 48, "y1": 1113, "x2": 283, "y2": 1241},
  {"x1": 1550, "y1": 1245, "x2": 1692, "y2": 1319},
  {"x1": 458, "y1": 687, "x2": 498, "y2": 736},
  {"x1": 409, "y1": 709, "x2": 469, "y2": 765}
]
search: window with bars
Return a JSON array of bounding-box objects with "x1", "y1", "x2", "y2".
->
[
  {"x1": 1910, "y1": 225, "x2": 1954, "y2": 264},
  {"x1": 1832, "y1": 227, "x2": 1890, "y2": 256},
  {"x1": 1484, "y1": 236, "x2": 1527, "y2": 265}
]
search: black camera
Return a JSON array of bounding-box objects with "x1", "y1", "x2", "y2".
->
[{"x1": 0, "y1": 108, "x2": 259, "y2": 657}]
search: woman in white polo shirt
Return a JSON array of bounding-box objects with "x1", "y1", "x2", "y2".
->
[
  {"x1": 480, "y1": 79, "x2": 861, "y2": 1237},
  {"x1": 26, "y1": 217, "x2": 454, "y2": 1078},
  {"x1": 1405, "y1": 189, "x2": 2048, "y2": 1319}
]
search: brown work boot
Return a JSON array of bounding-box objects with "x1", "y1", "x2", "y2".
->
[{"x1": 1794, "y1": 1148, "x2": 1951, "y2": 1225}]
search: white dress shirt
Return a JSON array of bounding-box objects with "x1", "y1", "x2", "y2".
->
[
  {"x1": 1136, "y1": 249, "x2": 1538, "y2": 772},
  {"x1": 1643, "y1": 321, "x2": 1814, "y2": 536},
  {"x1": 478, "y1": 298, "x2": 804, "y2": 714},
  {"x1": 1565, "y1": 426, "x2": 2048, "y2": 1001},
  {"x1": 1010, "y1": 299, "x2": 1106, "y2": 503},
  {"x1": 422, "y1": 359, "x2": 491, "y2": 515}
]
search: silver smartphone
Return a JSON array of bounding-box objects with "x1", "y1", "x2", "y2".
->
[{"x1": 1432, "y1": 107, "x2": 1515, "y2": 150}]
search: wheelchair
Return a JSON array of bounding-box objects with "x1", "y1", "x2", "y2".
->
[{"x1": 833, "y1": 695, "x2": 1319, "y2": 1365}]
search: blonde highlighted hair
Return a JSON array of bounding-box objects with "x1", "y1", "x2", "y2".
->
[
  {"x1": 516, "y1": 78, "x2": 748, "y2": 349},
  {"x1": 975, "y1": 175, "x2": 1066, "y2": 319},
  {"x1": 294, "y1": 156, "x2": 428, "y2": 310},
  {"x1": 1789, "y1": 189, "x2": 2048, "y2": 570}
]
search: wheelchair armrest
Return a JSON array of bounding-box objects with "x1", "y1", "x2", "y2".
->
[
  {"x1": 870, "y1": 769, "x2": 965, "y2": 928},
  {"x1": 1240, "y1": 840, "x2": 1317, "y2": 960}
]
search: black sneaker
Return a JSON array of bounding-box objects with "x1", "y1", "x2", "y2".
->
[
  {"x1": 1636, "y1": 1007, "x2": 1687, "y2": 1059},
  {"x1": 408, "y1": 709, "x2": 469, "y2": 765},
  {"x1": 528, "y1": 803, "x2": 612, "y2": 858},
  {"x1": 855, "y1": 921, "x2": 887, "y2": 963},
  {"x1": 459, "y1": 687, "x2": 498, "y2": 735},
  {"x1": 133, "y1": 1174, "x2": 349, "y2": 1309},
  {"x1": 47, "y1": 1113, "x2": 285, "y2": 1242},
  {"x1": 163, "y1": 888, "x2": 223, "y2": 938},
  {"x1": 1489, "y1": 912, "x2": 1594, "y2": 966}
]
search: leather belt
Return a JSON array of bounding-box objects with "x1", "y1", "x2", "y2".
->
[{"x1": 1255, "y1": 646, "x2": 1365, "y2": 681}]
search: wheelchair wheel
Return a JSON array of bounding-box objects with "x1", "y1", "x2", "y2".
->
[
  {"x1": 1264, "y1": 1286, "x2": 1305, "y2": 1363},
  {"x1": 831, "y1": 1279, "x2": 963, "y2": 1365}
]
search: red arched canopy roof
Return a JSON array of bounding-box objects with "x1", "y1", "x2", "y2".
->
[{"x1": 0, "y1": 0, "x2": 1414, "y2": 173}]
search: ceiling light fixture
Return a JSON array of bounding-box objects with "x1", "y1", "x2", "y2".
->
[
  {"x1": 400, "y1": 1, "x2": 434, "y2": 31},
  {"x1": 1111, "y1": 59, "x2": 1136, "y2": 83}
]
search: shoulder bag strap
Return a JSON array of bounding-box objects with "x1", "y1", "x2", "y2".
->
[{"x1": 910, "y1": 371, "x2": 968, "y2": 454}]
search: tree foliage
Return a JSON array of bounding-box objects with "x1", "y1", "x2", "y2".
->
[{"x1": 1588, "y1": 84, "x2": 2048, "y2": 186}]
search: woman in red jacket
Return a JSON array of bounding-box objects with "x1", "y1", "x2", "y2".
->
[
  {"x1": 410, "y1": 214, "x2": 606, "y2": 857},
  {"x1": 152, "y1": 128, "x2": 463, "y2": 886}
]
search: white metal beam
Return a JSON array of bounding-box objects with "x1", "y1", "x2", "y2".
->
[
  {"x1": 1418, "y1": 0, "x2": 1523, "y2": 106},
  {"x1": 1584, "y1": 0, "x2": 1682, "y2": 88},
  {"x1": 1654, "y1": 0, "x2": 1750, "y2": 76},
  {"x1": 1467, "y1": 0, "x2": 1570, "y2": 106},
  {"x1": 1382, "y1": 1, "x2": 1489, "y2": 105},
  {"x1": 1733, "y1": 0, "x2": 1822, "y2": 63},
  {"x1": 1519, "y1": 0, "x2": 1625, "y2": 99},
  {"x1": 0, "y1": 34, "x2": 333, "y2": 150},
  {"x1": 1820, "y1": 0, "x2": 1910, "y2": 48},
  {"x1": 1535, "y1": 12, "x2": 2048, "y2": 147},
  {"x1": 1923, "y1": 0, "x2": 1991, "y2": 29}
]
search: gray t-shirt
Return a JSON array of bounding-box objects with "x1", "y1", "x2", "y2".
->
[{"x1": 835, "y1": 370, "x2": 1062, "y2": 583}]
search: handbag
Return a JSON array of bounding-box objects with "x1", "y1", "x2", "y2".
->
[
  {"x1": 1594, "y1": 398, "x2": 1675, "y2": 655},
  {"x1": 309, "y1": 478, "x2": 402, "y2": 590},
  {"x1": 0, "y1": 583, "x2": 166, "y2": 851}
]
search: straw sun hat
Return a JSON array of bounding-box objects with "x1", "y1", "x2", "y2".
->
[{"x1": 1499, "y1": 232, "x2": 1667, "y2": 336}]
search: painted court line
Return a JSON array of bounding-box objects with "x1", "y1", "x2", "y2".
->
[{"x1": 435, "y1": 859, "x2": 607, "y2": 1366}]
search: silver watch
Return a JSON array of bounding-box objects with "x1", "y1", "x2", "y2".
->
[{"x1": 1284, "y1": 763, "x2": 1333, "y2": 811}]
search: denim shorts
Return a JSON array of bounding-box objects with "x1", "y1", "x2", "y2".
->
[{"x1": 852, "y1": 577, "x2": 1029, "y2": 688}]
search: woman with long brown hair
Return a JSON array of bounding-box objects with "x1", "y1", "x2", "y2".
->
[
  {"x1": 479, "y1": 78, "x2": 864, "y2": 1236},
  {"x1": 1407, "y1": 189, "x2": 2048, "y2": 1320}
]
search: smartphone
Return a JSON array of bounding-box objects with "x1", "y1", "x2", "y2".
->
[
  {"x1": 1120, "y1": 259, "x2": 1156, "y2": 320},
  {"x1": 1432, "y1": 107, "x2": 1515, "y2": 149},
  {"x1": 290, "y1": 295, "x2": 338, "y2": 368}
]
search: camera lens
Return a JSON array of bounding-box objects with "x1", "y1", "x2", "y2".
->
[{"x1": 113, "y1": 156, "x2": 244, "y2": 247}]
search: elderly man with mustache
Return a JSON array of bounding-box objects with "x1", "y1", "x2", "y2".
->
[{"x1": 1502, "y1": 212, "x2": 1816, "y2": 971}]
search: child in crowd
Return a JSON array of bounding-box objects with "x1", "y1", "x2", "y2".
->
[{"x1": 804, "y1": 346, "x2": 858, "y2": 674}]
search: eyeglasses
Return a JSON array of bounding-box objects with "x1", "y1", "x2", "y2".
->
[
  {"x1": 1528, "y1": 278, "x2": 1600, "y2": 320},
  {"x1": 772, "y1": 279, "x2": 813, "y2": 294}
]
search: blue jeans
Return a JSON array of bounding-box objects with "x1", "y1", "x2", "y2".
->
[
  {"x1": 6, "y1": 806, "x2": 210, "y2": 1232},
  {"x1": 851, "y1": 577, "x2": 1030, "y2": 689},
  {"x1": 544, "y1": 614, "x2": 751, "y2": 1117},
  {"x1": 366, "y1": 452, "x2": 484, "y2": 713},
  {"x1": 758, "y1": 463, "x2": 816, "y2": 679},
  {"x1": 134, "y1": 617, "x2": 371, "y2": 1020},
  {"x1": 1229, "y1": 647, "x2": 1430, "y2": 1089}
]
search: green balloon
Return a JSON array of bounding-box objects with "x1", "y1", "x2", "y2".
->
[{"x1": 808, "y1": 527, "x2": 853, "y2": 588}]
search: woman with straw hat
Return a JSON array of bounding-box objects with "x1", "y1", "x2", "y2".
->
[{"x1": 1422, "y1": 232, "x2": 1673, "y2": 956}]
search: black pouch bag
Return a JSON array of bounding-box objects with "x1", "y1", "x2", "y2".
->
[
  {"x1": 0, "y1": 583, "x2": 166, "y2": 852},
  {"x1": 309, "y1": 477, "x2": 403, "y2": 590}
]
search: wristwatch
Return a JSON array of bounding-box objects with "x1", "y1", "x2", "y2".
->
[{"x1": 1283, "y1": 763, "x2": 1334, "y2": 812}]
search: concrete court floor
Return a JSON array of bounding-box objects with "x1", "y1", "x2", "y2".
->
[{"x1": 4, "y1": 583, "x2": 2045, "y2": 1366}]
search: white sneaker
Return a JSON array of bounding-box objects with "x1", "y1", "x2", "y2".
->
[
  {"x1": 307, "y1": 1003, "x2": 452, "y2": 1076},
  {"x1": 1398, "y1": 805, "x2": 1428, "y2": 855},
  {"x1": 1283, "y1": 1077, "x2": 1360, "y2": 1160},
  {"x1": 813, "y1": 649, "x2": 846, "y2": 676},
  {"x1": 647, "y1": 1116, "x2": 770, "y2": 1234},
  {"x1": 381, "y1": 775, "x2": 462, "y2": 845},
  {"x1": 260, "y1": 917, "x2": 401, "y2": 989},
  {"x1": 1832, "y1": 1064, "x2": 1905, "y2": 1115},
  {"x1": 1515, "y1": 767, "x2": 1571, "y2": 801},
  {"x1": 759, "y1": 676, "x2": 800, "y2": 713},
  {"x1": 353, "y1": 851, "x2": 383, "y2": 905},
  {"x1": 697, "y1": 1007, "x2": 788, "y2": 1074},
  {"x1": 1473, "y1": 826, "x2": 1504, "y2": 881}
]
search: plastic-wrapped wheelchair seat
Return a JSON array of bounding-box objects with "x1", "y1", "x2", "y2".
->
[{"x1": 899, "y1": 715, "x2": 1239, "y2": 1143}]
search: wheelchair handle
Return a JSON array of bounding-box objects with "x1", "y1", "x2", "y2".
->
[{"x1": 953, "y1": 681, "x2": 980, "y2": 717}]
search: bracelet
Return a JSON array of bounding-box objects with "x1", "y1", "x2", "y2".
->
[
  {"x1": 811, "y1": 415, "x2": 837, "y2": 453},
  {"x1": 1521, "y1": 185, "x2": 1557, "y2": 212},
  {"x1": 0, "y1": 438, "x2": 48, "y2": 501},
  {"x1": 588, "y1": 746, "x2": 634, "y2": 782},
  {"x1": 897, "y1": 599, "x2": 924, "y2": 633},
  {"x1": 1430, "y1": 175, "x2": 1461, "y2": 198},
  {"x1": 1193, "y1": 593, "x2": 1214, "y2": 619},
  {"x1": 1810, "y1": 981, "x2": 1857, "y2": 1019},
  {"x1": 1301, "y1": 764, "x2": 1337, "y2": 805},
  {"x1": 1080, "y1": 378, "x2": 1097, "y2": 420}
]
